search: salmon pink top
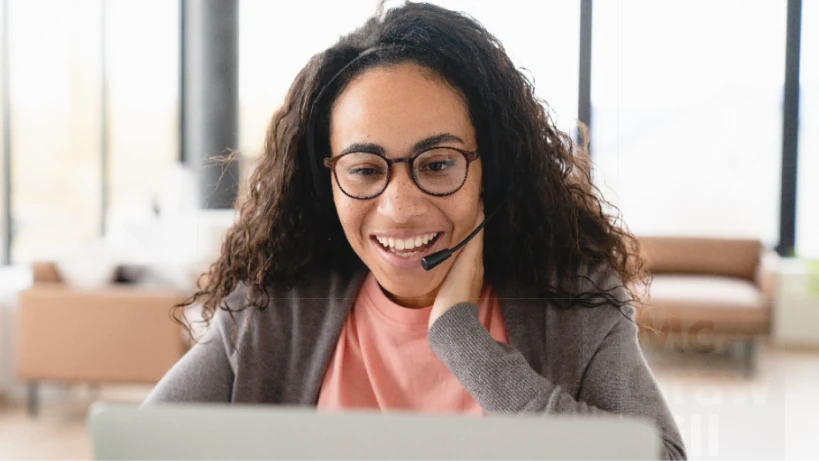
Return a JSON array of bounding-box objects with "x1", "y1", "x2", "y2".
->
[{"x1": 317, "y1": 272, "x2": 509, "y2": 414}]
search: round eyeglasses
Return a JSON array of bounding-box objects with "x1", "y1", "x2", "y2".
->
[{"x1": 323, "y1": 147, "x2": 480, "y2": 200}]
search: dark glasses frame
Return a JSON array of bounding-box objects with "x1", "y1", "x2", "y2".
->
[{"x1": 323, "y1": 147, "x2": 480, "y2": 200}]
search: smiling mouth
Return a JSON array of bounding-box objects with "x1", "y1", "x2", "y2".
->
[{"x1": 371, "y1": 232, "x2": 442, "y2": 258}]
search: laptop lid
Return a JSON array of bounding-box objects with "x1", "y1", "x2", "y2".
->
[{"x1": 89, "y1": 402, "x2": 660, "y2": 460}]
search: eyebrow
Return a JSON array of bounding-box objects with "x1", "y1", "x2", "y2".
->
[{"x1": 337, "y1": 133, "x2": 466, "y2": 157}]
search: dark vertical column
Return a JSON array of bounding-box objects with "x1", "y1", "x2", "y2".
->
[
  {"x1": 777, "y1": 0, "x2": 802, "y2": 256},
  {"x1": 2, "y1": 0, "x2": 11, "y2": 264},
  {"x1": 182, "y1": 0, "x2": 239, "y2": 209},
  {"x1": 578, "y1": 0, "x2": 593, "y2": 153}
]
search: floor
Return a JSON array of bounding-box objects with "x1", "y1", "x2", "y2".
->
[
  {"x1": 1, "y1": 342, "x2": 818, "y2": 460},
  {"x1": 0, "y1": 385, "x2": 151, "y2": 460},
  {"x1": 643, "y1": 342, "x2": 819, "y2": 460}
]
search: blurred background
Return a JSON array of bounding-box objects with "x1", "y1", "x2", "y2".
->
[{"x1": 0, "y1": 0, "x2": 817, "y2": 459}]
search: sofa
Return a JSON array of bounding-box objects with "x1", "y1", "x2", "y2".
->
[
  {"x1": 636, "y1": 237, "x2": 778, "y2": 375},
  {"x1": 15, "y1": 262, "x2": 188, "y2": 415}
]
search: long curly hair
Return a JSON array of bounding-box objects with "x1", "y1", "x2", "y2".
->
[{"x1": 174, "y1": 2, "x2": 648, "y2": 334}]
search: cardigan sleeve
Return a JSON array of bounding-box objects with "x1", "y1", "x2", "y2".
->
[
  {"x1": 142, "y1": 308, "x2": 236, "y2": 405},
  {"x1": 428, "y1": 302, "x2": 686, "y2": 460}
]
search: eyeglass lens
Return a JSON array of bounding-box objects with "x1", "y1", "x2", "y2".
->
[{"x1": 333, "y1": 148, "x2": 468, "y2": 198}]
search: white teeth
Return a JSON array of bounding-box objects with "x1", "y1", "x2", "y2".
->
[{"x1": 374, "y1": 232, "x2": 439, "y2": 252}]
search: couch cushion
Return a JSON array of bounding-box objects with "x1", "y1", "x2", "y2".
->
[
  {"x1": 639, "y1": 237, "x2": 761, "y2": 281},
  {"x1": 639, "y1": 275, "x2": 771, "y2": 335}
]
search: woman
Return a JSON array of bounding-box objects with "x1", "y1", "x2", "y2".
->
[{"x1": 146, "y1": 3, "x2": 685, "y2": 459}]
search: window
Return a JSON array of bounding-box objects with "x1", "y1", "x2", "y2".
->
[
  {"x1": 796, "y1": 0, "x2": 818, "y2": 258},
  {"x1": 5, "y1": 0, "x2": 179, "y2": 263},
  {"x1": 9, "y1": 0, "x2": 103, "y2": 262},
  {"x1": 105, "y1": 0, "x2": 179, "y2": 235},
  {"x1": 1, "y1": 0, "x2": 7, "y2": 264},
  {"x1": 591, "y1": 0, "x2": 787, "y2": 247}
]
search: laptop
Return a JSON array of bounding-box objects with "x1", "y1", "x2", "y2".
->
[{"x1": 89, "y1": 402, "x2": 661, "y2": 460}]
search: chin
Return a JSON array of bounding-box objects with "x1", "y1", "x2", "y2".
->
[{"x1": 372, "y1": 266, "x2": 444, "y2": 301}]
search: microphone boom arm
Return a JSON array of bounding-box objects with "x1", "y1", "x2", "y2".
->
[{"x1": 420, "y1": 199, "x2": 506, "y2": 271}]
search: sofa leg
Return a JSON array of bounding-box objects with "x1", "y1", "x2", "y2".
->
[
  {"x1": 743, "y1": 339, "x2": 757, "y2": 378},
  {"x1": 27, "y1": 382, "x2": 39, "y2": 418}
]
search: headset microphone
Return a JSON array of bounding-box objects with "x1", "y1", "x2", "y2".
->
[{"x1": 420, "y1": 200, "x2": 506, "y2": 271}]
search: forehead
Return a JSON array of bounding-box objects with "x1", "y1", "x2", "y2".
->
[{"x1": 329, "y1": 63, "x2": 475, "y2": 152}]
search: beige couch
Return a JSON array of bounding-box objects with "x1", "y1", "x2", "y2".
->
[
  {"x1": 16, "y1": 262, "x2": 188, "y2": 415},
  {"x1": 636, "y1": 237, "x2": 778, "y2": 374}
]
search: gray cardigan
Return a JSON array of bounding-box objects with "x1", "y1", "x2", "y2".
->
[{"x1": 145, "y1": 267, "x2": 686, "y2": 459}]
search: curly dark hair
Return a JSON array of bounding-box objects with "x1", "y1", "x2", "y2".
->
[{"x1": 174, "y1": 2, "x2": 648, "y2": 334}]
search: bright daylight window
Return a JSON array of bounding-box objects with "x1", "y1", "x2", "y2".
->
[
  {"x1": 7, "y1": 0, "x2": 178, "y2": 263},
  {"x1": 590, "y1": 0, "x2": 787, "y2": 248},
  {"x1": 796, "y1": 0, "x2": 818, "y2": 258}
]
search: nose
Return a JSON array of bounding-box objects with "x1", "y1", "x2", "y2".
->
[{"x1": 376, "y1": 164, "x2": 428, "y2": 223}]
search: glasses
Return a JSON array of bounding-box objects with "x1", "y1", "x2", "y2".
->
[{"x1": 323, "y1": 147, "x2": 480, "y2": 200}]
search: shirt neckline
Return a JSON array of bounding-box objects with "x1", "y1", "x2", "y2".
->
[{"x1": 361, "y1": 272, "x2": 433, "y2": 327}]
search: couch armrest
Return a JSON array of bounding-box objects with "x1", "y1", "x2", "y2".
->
[{"x1": 755, "y1": 250, "x2": 780, "y2": 308}]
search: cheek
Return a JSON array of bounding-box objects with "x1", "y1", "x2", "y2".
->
[
  {"x1": 455, "y1": 163, "x2": 483, "y2": 219},
  {"x1": 333, "y1": 193, "x2": 368, "y2": 241},
  {"x1": 470, "y1": 162, "x2": 483, "y2": 197},
  {"x1": 450, "y1": 202, "x2": 478, "y2": 234}
]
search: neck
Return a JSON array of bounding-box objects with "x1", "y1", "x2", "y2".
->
[{"x1": 380, "y1": 285, "x2": 438, "y2": 309}]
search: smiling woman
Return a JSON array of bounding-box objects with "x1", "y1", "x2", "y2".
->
[
  {"x1": 328, "y1": 63, "x2": 483, "y2": 308},
  {"x1": 145, "y1": 3, "x2": 685, "y2": 459}
]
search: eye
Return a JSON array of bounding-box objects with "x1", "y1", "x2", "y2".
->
[
  {"x1": 335, "y1": 153, "x2": 387, "y2": 179},
  {"x1": 419, "y1": 158, "x2": 456, "y2": 173},
  {"x1": 347, "y1": 166, "x2": 384, "y2": 176},
  {"x1": 425, "y1": 160, "x2": 452, "y2": 172}
]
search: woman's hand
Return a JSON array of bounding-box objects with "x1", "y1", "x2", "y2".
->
[{"x1": 428, "y1": 204, "x2": 485, "y2": 330}]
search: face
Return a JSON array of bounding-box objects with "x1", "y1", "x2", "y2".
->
[{"x1": 329, "y1": 62, "x2": 482, "y2": 308}]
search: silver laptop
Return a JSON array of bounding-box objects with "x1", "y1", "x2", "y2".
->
[{"x1": 89, "y1": 402, "x2": 660, "y2": 460}]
